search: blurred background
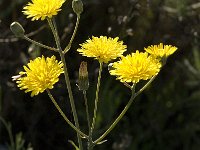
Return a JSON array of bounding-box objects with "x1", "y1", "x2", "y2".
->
[{"x1": 0, "y1": 0, "x2": 200, "y2": 149}]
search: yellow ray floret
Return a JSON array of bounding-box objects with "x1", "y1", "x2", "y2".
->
[
  {"x1": 110, "y1": 51, "x2": 161, "y2": 83},
  {"x1": 144, "y1": 43, "x2": 178, "y2": 58},
  {"x1": 77, "y1": 36, "x2": 127, "y2": 63},
  {"x1": 23, "y1": 0, "x2": 65, "y2": 21},
  {"x1": 16, "y1": 56, "x2": 64, "y2": 97}
]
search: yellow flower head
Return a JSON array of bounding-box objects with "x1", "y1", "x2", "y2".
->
[
  {"x1": 77, "y1": 36, "x2": 127, "y2": 63},
  {"x1": 16, "y1": 56, "x2": 64, "y2": 97},
  {"x1": 110, "y1": 51, "x2": 161, "y2": 83},
  {"x1": 144, "y1": 43, "x2": 178, "y2": 58},
  {"x1": 23, "y1": 0, "x2": 65, "y2": 21}
]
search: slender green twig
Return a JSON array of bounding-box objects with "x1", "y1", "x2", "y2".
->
[
  {"x1": 47, "y1": 18, "x2": 83, "y2": 150},
  {"x1": 91, "y1": 62, "x2": 103, "y2": 133},
  {"x1": 0, "y1": 117, "x2": 15, "y2": 149},
  {"x1": 46, "y1": 90, "x2": 88, "y2": 138},
  {"x1": 135, "y1": 75, "x2": 157, "y2": 97},
  {"x1": 87, "y1": 62, "x2": 103, "y2": 150},
  {"x1": 63, "y1": 15, "x2": 80, "y2": 54},
  {"x1": 83, "y1": 90, "x2": 93, "y2": 150},
  {"x1": 94, "y1": 75, "x2": 157, "y2": 144},
  {"x1": 91, "y1": 63, "x2": 103, "y2": 132},
  {"x1": 83, "y1": 90, "x2": 91, "y2": 131},
  {"x1": 23, "y1": 36, "x2": 58, "y2": 52},
  {"x1": 94, "y1": 89, "x2": 135, "y2": 144}
]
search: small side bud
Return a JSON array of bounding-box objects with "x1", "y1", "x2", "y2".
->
[
  {"x1": 78, "y1": 61, "x2": 89, "y2": 91},
  {"x1": 10, "y1": 22, "x2": 25, "y2": 38},
  {"x1": 72, "y1": 0, "x2": 83, "y2": 15}
]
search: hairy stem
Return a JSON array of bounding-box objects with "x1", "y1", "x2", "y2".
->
[
  {"x1": 47, "y1": 18, "x2": 83, "y2": 150},
  {"x1": 46, "y1": 90, "x2": 88, "y2": 138},
  {"x1": 95, "y1": 75, "x2": 157, "y2": 144},
  {"x1": 23, "y1": 36, "x2": 58, "y2": 52},
  {"x1": 64, "y1": 15, "x2": 80, "y2": 54}
]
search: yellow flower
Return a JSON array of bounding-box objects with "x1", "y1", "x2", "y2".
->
[
  {"x1": 23, "y1": 0, "x2": 65, "y2": 21},
  {"x1": 16, "y1": 56, "x2": 64, "y2": 97},
  {"x1": 77, "y1": 36, "x2": 127, "y2": 63},
  {"x1": 110, "y1": 51, "x2": 161, "y2": 83},
  {"x1": 144, "y1": 43, "x2": 178, "y2": 58}
]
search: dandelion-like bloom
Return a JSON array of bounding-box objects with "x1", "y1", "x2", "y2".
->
[
  {"x1": 23, "y1": 0, "x2": 65, "y2": 21},
  {"x1": 110, "y1": 51, "x2": 161, "y2": 83},
  {"x1": 16, "y1": 56, "x2": 64, "y2": 97},
  {"x1": 144, "y1": 43, "x2": 178, "y2": 58},
  {"x1": 77, "y1": 36, "x2": 127, "y2": 63}
]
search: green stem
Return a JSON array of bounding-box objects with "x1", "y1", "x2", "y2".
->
[
  {"x1": 87, "y1": 62, "x2": 103, "y2": 150},
  {"x1": 94, "y1": 89, "x2": 135, "y2": 144},
  {"x1": 135, "y1": 75, "x2": 157, "y2": 97},
  {"x1": 23, "y1": 36, "x2": 58, "y2": 52},
  {"x1": 63, "y1": 15, "x2": 80, "y2": 54},
  {"x1": 94, "y1": 75, "x2": 157, "y2": 144},
  {"x1": 46, "y1": 90, "x2": 88, "y2": 138},
  {"x1": 0, "y1": 117, "x2": 15, "y2": 149},
  {"x1": 83, "y1": 91, "x2": 91, "y2": 131},
  {"x1": 47, "y1": 18, "x2": 83, "y2": 150},
  {"x1": 83, "y1": 91, "x2": 94, "y2": 150},
  {"x1": 91, "y1": 62, "x2": 103, "y2": 132}
]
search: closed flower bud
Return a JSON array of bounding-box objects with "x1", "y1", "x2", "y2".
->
[
  {"x1": 72, "y1": 0, "x2": 83, "y2": 15},
  {"x1": 10, "y1": 22, "x2": 25, "y2": 38},
  {"x1": 78, "y1": 61, "x2": 89, "y2": 91}
]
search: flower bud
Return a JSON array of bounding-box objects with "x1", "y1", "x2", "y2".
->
[
  {"x1": 10, "y1": 22, "x2": 25, "y2": 38},
  {"x1": 72, "y1": 0, "x2": 83, "y2": 15},
  {"x1": 78, "y1": 61, "x2": 89, "y2": 91}
]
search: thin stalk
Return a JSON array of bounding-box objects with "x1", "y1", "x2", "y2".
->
[
  {"x1": 23, "y1": 36, "x2": 58, "y2": 52},
  {"x1": 83, "y1": 90, "x2": 91, "y2": 131},
  {"x1": 47, "y1": 18, "x2": 83, "y2": 150},
  {"x1": 83, "y1": 90, "x2": 94, "y2": 150},
  {"x1": 46, "y1": 90, "x2": 88, "y2": 138},
  {"x1": 94, "y1": 75, "x2": 157, "y2": 144},
  {"x1": 87, "y1": 62, "x2": 103, "y2": 150},
  {"x1": 135, "y1": 75, "x2": 157, "y2": 97},
  {"x1": 0, "y1": 117, "x2": 15, "y2": 149},
  {"x1": 64, "y1": 15, "x2": 80, "y2": 54},
  {"x1": 94, "y1": 89, "x2": 135, "y2": 144},
  {"x1": 91, "y1": 62, "x2": 103, "y2": 133}
]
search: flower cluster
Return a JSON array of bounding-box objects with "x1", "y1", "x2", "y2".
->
[
  {"x1": 78, "y1": 38, "x2": 178, "y2": 84},
  {"x1": 16, "y1": 56, "x2": 63, "y2": 97},
  {"x1": 23, "y1": 0, "x2": 65, "y2": 21},
  {"x1": 17, "y1": 0, "x2": 178, "y2": 94}
]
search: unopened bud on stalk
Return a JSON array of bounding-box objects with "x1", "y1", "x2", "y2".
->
[
  {"x1": 10, "y1": 22, "x2": 25, "y2": 38},
  {"x1": 78, "y1": 61, "x2": 89, "y2": 91},
  {"x1": 72, "y1": 0, "x2": 83, "y2": 15}
]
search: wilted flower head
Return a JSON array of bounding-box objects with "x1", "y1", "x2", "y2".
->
[
  {"x1": 109, "y1": 51, "x2": 161, "y2": 83},
  {"x1": 144, "y1": 43, "x2": 178, "y2": 58},
  {"x1": 15, "y1": 56, "x2": 64, "y2": 97},
  {"x1": 77, "y1": 36, "x2": 127, "y2": 63},
  {"x1": 23, "y1": 0, "x2": 65, "y2": 21}
]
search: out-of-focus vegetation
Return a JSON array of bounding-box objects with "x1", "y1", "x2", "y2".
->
[{"x1": 0, "y1": 0, "x2": 200, "y2": 149}]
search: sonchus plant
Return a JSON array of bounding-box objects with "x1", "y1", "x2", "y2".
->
[{"x1": 10, "y1": 0, "x2": 178, "y2": 149}]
